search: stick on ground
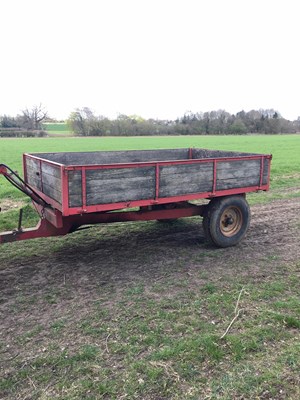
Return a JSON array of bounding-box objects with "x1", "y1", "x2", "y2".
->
[{"x1": 220, "y1": 287, "x2": 244, "y2": 339}]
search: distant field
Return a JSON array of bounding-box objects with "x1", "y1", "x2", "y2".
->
[{"x1": 43, "y1": 122, "x2": 73, "y2": 136}]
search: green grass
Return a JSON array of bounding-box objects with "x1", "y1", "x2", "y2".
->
[{"x1": 1, "y1": 269, "x2": 299, "y2": 398}]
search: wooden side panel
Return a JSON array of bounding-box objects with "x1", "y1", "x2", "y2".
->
[
  {"x1": 216, "y1": 159, "x2": 265, "y2": 190},
  {"x1": 68, "y1": 170, "x2": 82, "y2": 207},
  {"x1": 159, "y1": 163, "x2": 214, "y2": 197},
  {"x1": 85, "y1": 167, "x2": 156, "y2": 205},
  {"x1": 25, "y1": 157, "x2": 62, "y2": 204}
]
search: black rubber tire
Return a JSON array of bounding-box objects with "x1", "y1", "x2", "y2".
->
[{"x1": 202, "y1": 196, "x2": 250, "y2": 248}]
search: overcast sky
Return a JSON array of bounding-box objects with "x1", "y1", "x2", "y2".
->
[{"x1": 1, "y1": 0, "x2": 299, "y2": 121}]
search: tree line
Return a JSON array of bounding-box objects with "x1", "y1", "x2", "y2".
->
[
  {"x1": 68, "y1": 108, "x2": 300, "y2": 136},
  {"x1": 1, "y1": 105, "x2": 300, "y2": 137}
]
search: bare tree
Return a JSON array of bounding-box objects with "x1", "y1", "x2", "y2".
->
[{"x1": 21, "y1": 104, "x2": 48, "y2": 130}]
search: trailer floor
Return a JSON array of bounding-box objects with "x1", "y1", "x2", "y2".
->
[{"x1": 0, "y1": 197, "x2": 299, "y2": 399}]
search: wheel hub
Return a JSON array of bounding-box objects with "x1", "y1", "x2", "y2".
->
[{"x1": 220, "y1": 206, "x2": 243, "y2": 237}]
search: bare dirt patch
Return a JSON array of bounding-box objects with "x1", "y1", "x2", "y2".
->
[{"x1": 0, "y1": 199, "x2": 26, "y2": 212}]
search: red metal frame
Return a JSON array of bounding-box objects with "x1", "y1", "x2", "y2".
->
[{"x1": 23, "y1": 152, "x2": 272, "y2": 217}]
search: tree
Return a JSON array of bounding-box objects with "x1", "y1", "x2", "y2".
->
[
  {"x1": 67, "y1": 109, "x2": 87, "y2": 136},
  {"x1": 21, "y1": 104, "x2": 48, "y2": 130},
  {"x1": 229, "y1": 119, "x2": 247, "y2": 134},
  {"x1": 0, "y1": 115, "x2": 21, "y2": 128}
]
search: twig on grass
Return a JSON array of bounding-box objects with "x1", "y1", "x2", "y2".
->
[
  {"x1": 220, "y1": 309, "x2": 242, "y2": 339},
  {"x1": 28, "y1": 376, "x2": 37, "y2": 390},
  {"x1": 105, "y1": 333, "x2": 111, "y2": 353},
  {"x1": 149, "y1": 361, "x2": 180, "y2": 382},
  {"x1": 234, "y1": 286, "x2": 245, "y2": 314},
  {"x1": 220, "y1": 286, "x2": 244, "y2": 339}
]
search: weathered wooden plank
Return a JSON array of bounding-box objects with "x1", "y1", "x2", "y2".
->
[
  {"x1": 68, "y1": 171, "x2": 82, "y2": 207},
  {"x1": 42, "y1": 184, "x2": 62, "y2": 204},
  {"x1": 26, "y1": 171, "x2": 42, "y2": 190},
  {"x1": 85, "y1": 167, "x2": 156, "y2": 205},
  {"x1": 216, "y1": 177, "x2": 261, "y2": 190},
  {"x1": 68, "y1": 170, "x2": 82, "y2": 185},
  {"x1": 86, "y1": 167, "x2": 155, "y2": 181},
  {"x1": 159, "y1": 163, "x2": 214, "y2": 197},
  {"x1": 69, "y1": 194, "x2": 82, "y2": 208},
  {"x1": 87, "y1": 188, "x2": 155, "y2": 205},
  {"x1": 159, "y1": 163, "x2": 213, "y2": 175},
  {"x1": 87, "y1": 178, "x2": 155, "y2": 195},
  {"x1": 26, "y1": 157, "x2": 40, "y2": 170},
  {"x1": 40, "y1": 173, "x2": 62, "y2": 193},
  {"x1": 41, "y1": 163, "x2": 61, "y2": 179},
  {"x1": 160, "y1": 182, "x2": 214, "y2": 197},
  {"x1": 216, "y1": 160, "x2": 260, "y2": 178},
  {"x1": 26, "y1": 165, "x2": 40, "y2": 177},
  {"x1": 26, "y1": 168, "x2": 40, "y2": 181},
  {"x1": 68, "y1": 172, "x2": 82, "y2": 192}
]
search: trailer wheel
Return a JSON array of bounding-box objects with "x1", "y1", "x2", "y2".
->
[{"x1": 202, "y1": 196, "x2": 250, "y2": 248}]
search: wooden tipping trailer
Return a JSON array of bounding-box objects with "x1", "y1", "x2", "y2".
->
[{"x1": 0, "y1": 148, "x2": 272, "y2": 247}]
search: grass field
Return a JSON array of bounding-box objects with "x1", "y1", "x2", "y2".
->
[
  {"x1": 43, "y1": 122, "x2": 73, "y2": 137},
  {"x1": 0, "y1": 135, "x2": 300, "y2": 399}
]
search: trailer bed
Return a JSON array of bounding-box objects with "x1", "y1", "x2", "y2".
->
[{"x1": 23, "y1": 148, "x2": 271, "y2": 216}]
